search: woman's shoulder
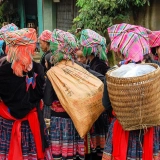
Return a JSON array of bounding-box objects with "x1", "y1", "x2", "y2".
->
[
  {"x1": 33, "y1": 61, "x2": 44, "y2": 74},
  {"x1": 0, "y1": 63, "x2": 12, "y2": 75}
]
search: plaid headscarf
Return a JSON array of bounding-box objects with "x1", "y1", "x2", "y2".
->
[
  {"x1": 108, "y1": 23, "x2": 150, "y2": 62},
  {"x1": 39, "y1": 30, "x2": 52, "y2": 42},
  {"x1": 50, "y1": 29, "x2": 78, "y2": 64},
  {"x1": 79, "y1": 29, "x2": 107, "y2": 61},
  {"x1": 146, "y1": 30, "x2": 160, "y2": 48},
  {"x1": 4, "y1": 28, "x2": 37, "y2": 77}
]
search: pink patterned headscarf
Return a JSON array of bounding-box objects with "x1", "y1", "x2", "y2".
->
[
  {"x1": 108, "y1": 23, "x2": 150, "y2": 62},
  {"x1": 146, "y1": 29, "x2": 160, "y2": 48},
  {"x1": 39, "y1": 30, "x2": 52, "y2": 42}
]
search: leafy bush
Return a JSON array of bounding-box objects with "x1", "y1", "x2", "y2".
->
[
  {"x1": 0, "y1": 0, "x2": 20, "y2": 27},
  {"x1": 71, "y1": 0, "x2": 150, "y2": 66},
  {"x1": 72, "y1": 0, "x2": 150, "y2": 36}
]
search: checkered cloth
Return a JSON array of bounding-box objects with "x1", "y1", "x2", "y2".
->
[
  {"x1": 4, "y1": 28, "x2": 37, "y2": 77},
  {"x1": 146, "y1": 29, "x2": 160, "y2": 47},
  {"x1": 79, "y1": 29, "x2": 107, "y2": 60},
  {"x1": 108, "y1": 23, "x2": 150, "y2": 62}
]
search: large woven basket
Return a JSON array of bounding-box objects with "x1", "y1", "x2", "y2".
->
[{"x1": 106, "y1": 63, "x2": 160, "y2": 131}]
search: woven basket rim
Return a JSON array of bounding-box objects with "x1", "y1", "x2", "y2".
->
[{"x1": 106, "y1": 63, "x2": 159, "y2": 80}]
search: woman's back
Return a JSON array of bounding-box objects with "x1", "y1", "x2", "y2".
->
[{"x1": 0, "y1": 61, "x2": 45, "y2": 119}]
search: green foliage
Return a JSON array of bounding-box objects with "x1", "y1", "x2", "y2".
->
[
  {"x1": 72, "y1": 0, "x2": 150, "y2": 37},
  {"x1": 0, "y1": 0, "x2": 20, "y2": 27},
  {"x1": 0, "y1": 1, "x2": 8, "y2": 25}
]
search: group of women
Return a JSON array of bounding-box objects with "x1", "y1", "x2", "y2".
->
[
  {"x1": 38, "y1": 28, "x2": 111, "y2": 160},
  {"x1": 0, "y1": 22, "x2": 160, "y2": 160}
]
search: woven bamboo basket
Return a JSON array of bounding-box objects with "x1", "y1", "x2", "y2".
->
[{"x1": 106, "y1": 63, "x2": 160, "y2": 131}]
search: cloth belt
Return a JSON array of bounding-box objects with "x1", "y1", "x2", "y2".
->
[
  {"x1": 113, "y1": 119, "x2": 153, "y2": 160},
  {"x1": 0, "y1": 101, "x2": 45, "y2": 160}
]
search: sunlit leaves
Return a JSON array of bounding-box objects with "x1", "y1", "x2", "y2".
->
[{"x1": 71, "y1": 0, "x2": 150, "y2": 36}]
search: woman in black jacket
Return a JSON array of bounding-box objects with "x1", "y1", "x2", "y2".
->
[
  {"x1": 79, "y1": 29, "x2": 111, "y2": 160},
  {"x1": 0, "y1": 28, "x2": 51, "y2": 159}
]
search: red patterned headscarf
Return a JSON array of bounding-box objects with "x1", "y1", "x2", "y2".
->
[
  {"x1": 39, "y1": 30, "x2": 52, "y2": 42},
  {"x1": 4, "y1": 28, "x2": 37, "y2": 77}
]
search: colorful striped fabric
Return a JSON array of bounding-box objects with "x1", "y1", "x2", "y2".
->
[
  {"x1": 80, "y1": 29, "x2": 107, "y2": 61},
  {"x1": 146, "y1": 29, "x2": 160, "y2": 47},
  {"x1": 4, "y1": 28, "x2": 37, "y2": 46},
  {"x1": 0, "y1": 23, "x2": 18, "y2": 55},
  {"x1": 0, "y1": 116, "x2": 52, "y2": 160},
  {"x1": 4, "y1": 28, "x2": 37, "y2": 77},
  {"x1": 50, "y1": 116, "x2": 85, "y2": 159},
  {"x1": 102, "y1": 118, "x2": 160, "y2": 160},
  {"x1": 108, "y1": 23, "x2": 150, "y2": 62},
  {"x1": 51, "y1": 29, "x2": 78, "y2": 54},
  {"x1": 50, "y1": 29, "x2": 78, "y2": 64}
]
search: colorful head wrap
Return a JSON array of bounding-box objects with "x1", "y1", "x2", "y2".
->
[
  {"x1": 0, "y1": 23, "x2": 18, "y2": 38},
  {"x1": 108, "y1": 23, "x2": 150, "y2": 62},
  {"x1": 79, "y1": 29, "x2": 107, "y2": 61},
  {"x1": 39, "y1": 30, "x2": 52, "y2": 42},
  {"x1": 146, "y1": 30, "x2": 160, "y2": 48},
  {"x1": 0, "y1": 23, "x2": 18, "y2": 55},
  {"x1": 50, "y1": 29, "x2": 78, "y2": 64},
  {"x1": 4, "y1": 28, "x2": 37, "y2": 77}
]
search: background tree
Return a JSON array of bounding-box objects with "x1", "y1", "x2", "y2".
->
[
  {"x1": 71, "y1": 0, "x2": 150, "y2": 66},
  {"x1": 72, "y1": 0, "x2": 150, "y2": 36},
  {"x1": 0, "y1": 0, "x2": 19, "y2": 27}
]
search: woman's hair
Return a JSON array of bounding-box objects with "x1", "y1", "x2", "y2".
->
[
  {"x1": 45, "y1": 53, "x2": 52, "y2": 70},
  {"x1": 2, "y1": 41, "x2": 6, "y2": 53},
  {"x1": 2, "y1": 22, "x2": 9, "y2": 27},
  {"x1": 47, "y1": 41, "x2": 50, "y2": 46},
  {"x1": 151, "y1": 47, "x2": 157, "y2": 56},
  {"x1": 143, "y1": 54, "x2": 152, "y2": 63},
  {"x1": 75, "y1": 28, "x2": 82, "y2": 33}
]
